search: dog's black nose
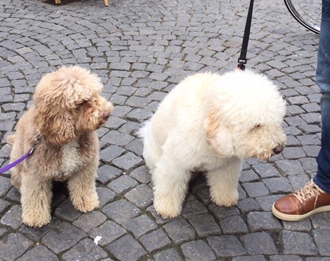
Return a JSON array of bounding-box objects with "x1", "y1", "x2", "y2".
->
[{"x1": 273, "y1": 144, "x2": 284, "y2": 154}]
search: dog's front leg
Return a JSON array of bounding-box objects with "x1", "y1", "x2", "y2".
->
[
  {"x1": 20, "y1": 174, "x2": 52, "y2": 227},
  {"x1": 68, "y1": 165, "x2": 99, "y2": 212},
  {"x1": 152, "y1": 157, "x2": 191, "y2": 219},
  {"x1": 206, "y1": 157, "x2": 242, "y2": 207}
]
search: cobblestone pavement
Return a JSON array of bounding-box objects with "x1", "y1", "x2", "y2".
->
[{"x1": 0, "y1": 0, "x2": 329, "y2": 260}]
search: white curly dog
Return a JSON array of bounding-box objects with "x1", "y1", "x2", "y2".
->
[{"x1": 140, "y1": 69, "x2": 286, "y2": 219}]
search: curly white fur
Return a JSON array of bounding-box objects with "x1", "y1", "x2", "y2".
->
[{"x1": 140, "y1": 69, "x2": 286, "y2": 219}]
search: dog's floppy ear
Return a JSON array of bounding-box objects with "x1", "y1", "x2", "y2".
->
[
  {"x1": 204, "y1": 108, "x2": 235, "y2": 157},
  {"x1": 34, "y1": 79, "x2": 79, "y2": 146}
]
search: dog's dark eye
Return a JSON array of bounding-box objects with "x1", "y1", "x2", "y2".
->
[
  {"x1": 79, "y1": 100, "x2": 88, "y2": 105},
  {"x1": 250, "y1": 124, "x2": 262, "y2": 131}
]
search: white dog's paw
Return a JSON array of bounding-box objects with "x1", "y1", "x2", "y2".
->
[
  {"x1": 210, "y1": 190, "x2": 239, "y2": 207},
  {"x1": 154, "y1": 197, "x2": 182, "y2": 219},
  {"x1": 72, "y1": 192, "x2": 100, "y2": 212}
]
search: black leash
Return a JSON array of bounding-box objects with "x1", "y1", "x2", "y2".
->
[{"x1": 237, "y1": 0, "x2": 255, "y2": 71}]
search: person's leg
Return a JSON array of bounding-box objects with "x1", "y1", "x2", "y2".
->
[
  {"x1": 314, "y1": 0, "x2": 330, "y2": 194},
  {"x1": 272, "y1": 0, "x2": 330, "y2": 221}
]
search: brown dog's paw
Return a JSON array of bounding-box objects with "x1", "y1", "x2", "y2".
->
[
  {"x1": 22, "y1": 212, "x2": 51, "y2": 228},
  {"x1": 72, "y1": 194, "x2": 100, "y2": 213}
]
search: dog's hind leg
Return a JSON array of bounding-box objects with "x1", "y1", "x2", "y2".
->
[
  {"x1": 206, "y1": 157, "x2": 243, "y2": 207},
  {"x1": 152, "y1": 156, "x2": 191, "y2": 219},
  {"x1": 20, "y1": 175, "x2": 52, "y2": 227}
]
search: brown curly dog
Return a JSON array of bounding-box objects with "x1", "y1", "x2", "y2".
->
[{"x1": 8, "y1": 65, "x2": 114, "y2": 227}]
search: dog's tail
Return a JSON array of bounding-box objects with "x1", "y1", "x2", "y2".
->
[
  {"x1": 7, "y1": 135, "x2": 15, "y2": 146},
  {"x1": 137, "y1": 120, "x2": 151, "y2": 139}
]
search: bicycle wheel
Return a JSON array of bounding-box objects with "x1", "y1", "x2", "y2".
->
[{"x1": 284, "y1": 0, "x2": 321, "y2": 34}]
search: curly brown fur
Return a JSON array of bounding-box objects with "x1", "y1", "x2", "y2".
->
[{"x1": 9, "y1": 66, "x2": 114, "y2": 227}]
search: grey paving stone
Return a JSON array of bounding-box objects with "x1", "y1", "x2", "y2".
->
[
  {"x1": 233, "y1": 256, "x2": 267, "y2": 261},
  {"x1": 129, "y1": 165, "x2": 152, "y2": 184},
  {"x1": 283, "y1": 218, "x2": 312, "y2": 232},
  {"x1": 306, "y1": 257, "x2": 330, "y2": 261},
  {"x1": 111, "y1": 152, "x2": 143, "y2": 170},
  {"x1": 62, "y1": 238, "x2": 107, "y2": 261},
  {"x1": 237, "y1": 198, "x2": 261, "y2": 214},
  {"x1": 298, "y1": 124, "x2": 320, "y2": 134},
  {"x1": 247, "y1": 212, "x2": 282, "y2": 232},
  {"x1": 0, "y1": 233, "x2": 33, "y2": 261},
  {"x1": 42, "y1": 222, "x2": 86, "y2": 254},
  {"x1": 0, "y1": 176, "x2": 11, "y2": 197},
  {"x1": 89, "y1": 220, "x2": 126, "y2": 246},
  {"x1": 126, "y1": 108, "x2": 153, "y2": 122},
  {"x1": 154, "y1": 248, "x2": 184, "y2": 261},
  {"x1": 297, "y1": 134, "x2": 320, "y2": 145},
  {"x1": 281, "y1": 231, "x2": 318, "y2": 255},
  {"x1": 163, "y1": 217, "x2": 195, "y2": 243},
  {"x1": 0, "y1": 229, "x2": 7, "y2": 238},
  {"x1": 181, "y1": 198, "x2": 208, "y2": 218},
  {"x1": 188, "y1": 214, "x2": 221, "y2": 237},
  {"x1": 239, "y1": 169, "x2": 259, "y2": 183},
  {"x1": 107, "y1": 175, "x2": 139, "y2": 194},
  {"x1": 269, "y1": 255, "x2": 303, "y2": 261},
  {"x1": 1, "y1": 185, "x2": 19, "y2": 202},
  {"x1": 19, "y1": 218, "x2": 60, "y2": 242},
  {"x1": 303, "y1": 145, "x2": 321, "y2": 157},
  {"x1": 101, "y1": 131, "x2": 135, "y2": 147},
  {"x1": 96, "y1": 187, "x2": 116, "y2": 208},
  {"x1": 275, "y1": 160, "x2": 305, "y2": 176},
  {"x1": 99, "y1": 145, "x2": 125, "y2": 163},
  {"x1": 252, "y1": 163, "x2": 281, "y2": 178},
  {"x1": 181, "y1": 240, "x2": 216, "y2": 261},
  {"x1": 311, "y1": 212, "x2": 330, "y2": 228},
  {"x1": 122, "y1": 214, "x2": 157, "y2": 238},
  {"x1": 209, "y1": 204, "x2": 240, "y2": 220},
  {"x1": 194, "y1": 185, "x2": 212, "y2": 205},
  {"x1": 1, "y1": 204, "x2": 22, "y2": 229},
  {"x1": 125, "y1": 139, "x2": 144, "y2": 156},
  {"x1": 220, "y1": 215, "x2": 248, "y2": 234},
  {"x1": 16, "y1": 245, "x2": 59, "y2": 261},
  {"x1": 255, "y1": 195, "x2": 284, "y2": 212},
  {"x1": 140, "y1": 228, "x2": 171, "y2": 252},
  {"x1": 124, "y1": 184, "x2": 153, "y2": 208},
  {"x1": 282, "y1": 147, "x2": 307, "y2": 160},
  {"x1": 106, "y1": 234, "x2": 147, "y2": 261},
  {"x1": 118, "y1": 122, "x2": 141, "y2": 136},
  {"x1": 313, "y1": 229, "x2": 330, "y2": 256},
  {"x1": 242, "y1": 182, "x2": 270, "y2": 198},
  {"x1": 288, "y1": 174, "x2": 311, "y2": 190},
  {"x1": 242, "y1": 232, "x2": 278, "y2": 255},
  {"x1": 102, "y1": 199, "x2": 141, "y2": 224},
  {"x1": 263, "y1": 177, "x2": 293, "y2": 194},
  {"x1": 73, "y1": 211, "x2": 107, "y2": 232},
  {"x1": 54, "y1": 199, "x2": 82, "y2": 222},
  {"x1": 208, "y1": 235, "x2": 246, "y2": 258}
]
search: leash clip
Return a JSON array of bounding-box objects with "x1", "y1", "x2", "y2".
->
[
  {"x1": 30, "y1": 134, "x2": 42, "y2": 154},
  {"x1": 237, "y1": 58, "x2": 247, "y2": 70}
]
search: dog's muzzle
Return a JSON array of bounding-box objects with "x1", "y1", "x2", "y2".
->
[{"x1": 273, "y1": 144, "x2": 284, "y2": 154}]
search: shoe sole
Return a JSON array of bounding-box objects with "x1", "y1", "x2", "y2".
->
[{"x1": 272, "y1": 203, "x2": 330, "y2": 222}]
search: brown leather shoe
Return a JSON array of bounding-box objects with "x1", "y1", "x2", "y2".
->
[{"x1": 272, "y1": 180, "x2": 330, "y2": 221}]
